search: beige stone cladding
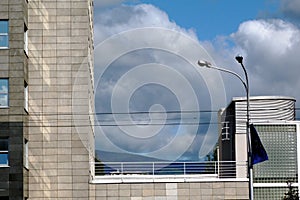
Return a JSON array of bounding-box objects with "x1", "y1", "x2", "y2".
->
[
  {"x1": 92, "y1": 182, "x2": 249, "y2": 199},
  {"x1": 27, "y1": 0, "x2": 94, "y2": 199}
]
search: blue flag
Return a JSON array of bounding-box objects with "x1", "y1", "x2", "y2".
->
[{"x1": 250, "y1": 124, "x2": 268, "y2": 165}]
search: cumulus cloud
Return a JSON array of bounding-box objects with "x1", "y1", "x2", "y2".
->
[
  {"x1": 202, "y1": 17, "x2": 300, "y2": 111},
  {"x1": 94, "y1": 4, "x2": 197, "y2": 44},
  {"x1": 232, "y1": 19, "x2": 300, "y2": 99},
  {"x1": 93, "y1": 4, "x2": 226, "y2": 161}
]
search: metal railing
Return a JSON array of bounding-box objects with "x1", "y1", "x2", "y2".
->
[{"x1": 94, "y1": 161, "x2": 247, "y2": 179}]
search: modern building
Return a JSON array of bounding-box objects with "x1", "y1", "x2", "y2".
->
[
  {"x1": 0, "y1": 0, "x2": 95, "y2": 199},
  {"x1": 218, "y1": 96, "x2": 299, "y2": 199}
]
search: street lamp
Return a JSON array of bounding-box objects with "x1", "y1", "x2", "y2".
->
[{"x1": 197, "y1": 57, "x2": 253, "y2": 200}]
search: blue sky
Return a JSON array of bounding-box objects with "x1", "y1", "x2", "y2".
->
[
  {"x1": 132, "y1": 0, "x2": 280, "y2": 40},
  {"x1": 93, "y1": 0, "x2": 300, "y2": 161},
  {"x1": 96, "y1": 0, "x2": 283, "y2": 40}
]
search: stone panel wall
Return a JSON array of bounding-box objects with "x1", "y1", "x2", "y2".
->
[
  {"x1": 27, "y1": 0, "x2": 94, "y2": 199},
  {"x1": 92, "y1": 181, "x2": 249, "y2": 199}
]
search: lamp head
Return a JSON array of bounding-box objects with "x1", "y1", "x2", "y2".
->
[
  {"x1": 197, "y1": 60, "x2": 206, "y2": 67},
  {"x1": 197, "y1": 60, "x2": 212, "y2": 68},
  {"x1": 235, "y1": 55, "x2": 243, "y2": 64}
]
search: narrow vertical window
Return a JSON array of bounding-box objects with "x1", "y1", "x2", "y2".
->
[
  {"x1": 24, "y1": 139, "x2": 28, "y2": 169},
  {"x1": 0, "y1": 20, "x2": 9, "y2": 48},
  {"x1": 0, "y1": 138, "x2": 8, "y2": 166},
  {"x1": 221, "y1": 121, "x2": 230, "y2": 141},
  {"x1": 0, "y1": 79, "x2": 9, "y2": 108},
  {"x1": 24, "y1": 24, "x2": 28, "y2": 55},
  {"x1": 24, "y1": 81, "x2": 28, "y2": 112}
]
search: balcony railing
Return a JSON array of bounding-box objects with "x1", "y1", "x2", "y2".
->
[{"x1": 94, "y1": 161, "x2": 247, "y2": 182}]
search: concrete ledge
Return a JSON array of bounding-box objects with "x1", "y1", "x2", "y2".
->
[{"x1": 92, "y1": 174, "x2": 248, "y2": 184}]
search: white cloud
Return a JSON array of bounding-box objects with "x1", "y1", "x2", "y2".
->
[
  {"x1": 202, "y1": 18, "x2": 300, "y2": 109},
  {"x1": 233, "y1": 20, "x2": 299, "y2": 57},
  {"x1": 231, "y1": 19, "x2": 300, "y2": 98},
  {"x1": 94, "y1": 4, "x2": 197, "y2": 44},
  {"x1": 93, "y1": 4, "x2": 226, "y2": 161}
]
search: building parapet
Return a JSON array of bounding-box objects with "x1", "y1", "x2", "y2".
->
[{"x1": 93, "y1": 161, "x2": 247, "y2": 184}]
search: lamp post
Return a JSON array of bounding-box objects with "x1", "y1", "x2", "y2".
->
[{"x1": 197, "y1": 57, "x2": 253, "y2": 200}]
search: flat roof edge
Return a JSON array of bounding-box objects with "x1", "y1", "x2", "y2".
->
[{"x1": 232, "y1": 95, "x2": 296, "y2": 102}]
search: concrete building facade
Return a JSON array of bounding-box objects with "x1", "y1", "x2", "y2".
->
[
  {"x1": 27, "y1": 0, "x2": 95, "y2": 199},
  {"x1": 92, "y1": 181, "x2": 249, "y2": 200}
]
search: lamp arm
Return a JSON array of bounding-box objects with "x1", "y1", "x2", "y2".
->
[{"x1": 209, "y1": 65, "x2": 248, "y2": 92}]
